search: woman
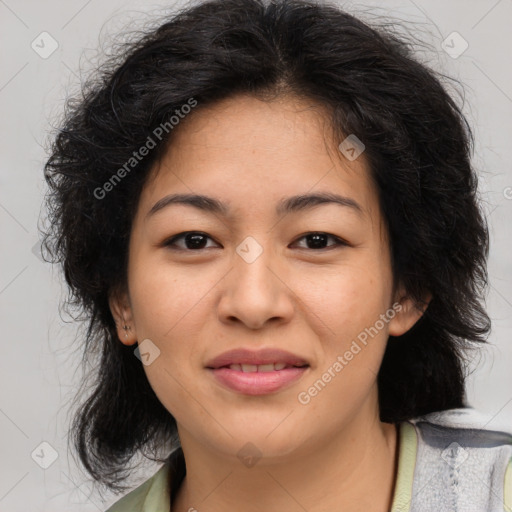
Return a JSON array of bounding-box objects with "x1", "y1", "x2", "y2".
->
[{"x1": 41, "y1": 0, "x2": 512, "y2": 510}]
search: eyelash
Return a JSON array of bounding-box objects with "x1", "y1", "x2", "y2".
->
[{"x1": 162, "y1": 231, "x2": 349, "y2": 252}]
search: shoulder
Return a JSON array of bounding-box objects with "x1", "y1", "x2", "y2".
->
[
  {"x1": 104, "y1": 462, "x2": 171, "y2": 512},
  {"x1": 405, "y1": 407, "x2": 512, "y2": 512},
  {"x1": 410, "y1": 407, "x2": 512, "y2": 448},
  {"x1": 411, "y1": 407, "x2": 512, "y2": 430}
]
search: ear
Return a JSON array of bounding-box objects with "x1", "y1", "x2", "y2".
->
[
  {"x1": 109, "y1": 286, "x2": 138, "y2": 346},
  {"x1": 388, "y1": 285, "x2": 432, "y2": 337}
]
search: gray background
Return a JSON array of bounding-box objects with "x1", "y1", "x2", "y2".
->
[{"x1": 1, "y1": 0, "x2": 511, "y2": 510}]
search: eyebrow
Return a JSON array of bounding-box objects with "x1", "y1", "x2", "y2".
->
[{"x1": 146, "y1": 192, "x2": 364, "y2": 220}]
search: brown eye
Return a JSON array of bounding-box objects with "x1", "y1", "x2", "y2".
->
[
  {"x1": 163, "y1": 231, "x2": 220, "y2": 251},
  {"x1": 291, "y1": 232, "x2": 348, "y2": 250},
  {"x1": 162, "y1": 231, "x2": 347, "y2": 252}
]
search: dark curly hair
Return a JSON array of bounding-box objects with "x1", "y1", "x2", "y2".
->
[{"x1": 41, "y1": 0, "x2": 491, "y2": 494}]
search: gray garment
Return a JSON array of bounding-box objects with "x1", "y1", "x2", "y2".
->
[{"x1": 407, "y1": 408, "x2": 512, "y2": 512}]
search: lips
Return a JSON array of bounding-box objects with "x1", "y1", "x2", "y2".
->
[
  {"x1": 205, "y1": 348, "x2": 309, "y2": 370},
  {"x1": 205, "y1": 348, "x2": 310, "y2": 395}
]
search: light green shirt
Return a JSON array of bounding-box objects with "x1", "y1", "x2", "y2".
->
[{"x1": 105, "y1": 408, "x2": 512, "y2": 511}]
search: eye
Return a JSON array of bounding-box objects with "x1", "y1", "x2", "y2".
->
[
  {"x1": 291, "y1": 232, "x2": 348, "y2": 250},
  {"x1": 163, "y1": 231, "x2": 220, "y2": 251},
  {"x1": 162, "y1": 231, "x2": 348, "y2": 252}
]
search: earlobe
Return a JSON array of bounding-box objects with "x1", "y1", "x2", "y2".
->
[
  {"x1": 108, "y1": 288, "x2": 138, "y2": 346},
  {"x1": 388, "y1": 290, "x2": 431, "y2": 337}
]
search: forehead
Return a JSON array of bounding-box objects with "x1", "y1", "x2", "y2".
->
[{"x1": 140, "y1": 93, "x2": 380, "y2": 225}]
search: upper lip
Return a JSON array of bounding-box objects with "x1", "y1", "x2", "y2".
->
[{"x1": 205, "y1": 348, "x2": 310, "y2": 369}]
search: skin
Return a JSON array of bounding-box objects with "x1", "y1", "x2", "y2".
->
[{"x1": 110, "y1": 93, "x2": 428, "y2": 512}]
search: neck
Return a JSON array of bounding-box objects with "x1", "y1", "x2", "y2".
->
[{"x1": 172, "y1": 405, "x2": 399, "y2": 512}]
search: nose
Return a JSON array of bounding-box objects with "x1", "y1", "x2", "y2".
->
[{"x1": 217, "y1": 240, "x2": 295, "y2": 330}]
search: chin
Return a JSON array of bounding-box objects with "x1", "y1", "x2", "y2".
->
[{"x1": 208, "y1": 425, "x2": 309, "y2": 464}]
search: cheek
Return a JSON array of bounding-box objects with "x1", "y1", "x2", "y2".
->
[
  {"x1": 141, "y1": 360, "x2": 199, "y2": 433},
  {"x1": 129, "y1": 255, "x2": 216, "y2": 339},
  {"x1": 293, "y1": 262, "x2": 391, "y2": 341},
  {"x1": 129, "y1": 263, "x2": 213, "y2": 419}
]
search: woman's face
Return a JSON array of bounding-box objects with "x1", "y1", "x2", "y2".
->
[{"x1": 111, "y1": 93, "x2": 424, "y2": 460}]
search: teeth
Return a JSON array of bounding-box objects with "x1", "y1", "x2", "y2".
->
[
  {"x1": 241, "y1": 364, "x2": 258, "y2": 372},
  {"x1": 228, "y1": 363, "x2": 292, "y2": 372}
]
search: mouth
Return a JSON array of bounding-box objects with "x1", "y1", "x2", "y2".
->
[
  {"x1": 205, "y1": 348, "x2": 310, "y2": 395},
  {"x1": 215, "y1": 362, "x2": 308, "y2": 372},
  {"x1": 205, "y1": 347, "x2": 310, "y2": 370}
]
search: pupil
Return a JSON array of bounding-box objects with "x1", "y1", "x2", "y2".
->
[
  {"x1": 186, "y1": 233, "x2": 207, "y2": 249},
  {"x1": 308, "y1": 233, "x2": 327, "y2": 249}
]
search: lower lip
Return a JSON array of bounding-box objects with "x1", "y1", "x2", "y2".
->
[{"x1": 208, "y1": 366, "x2": 308, "y2": 395}]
